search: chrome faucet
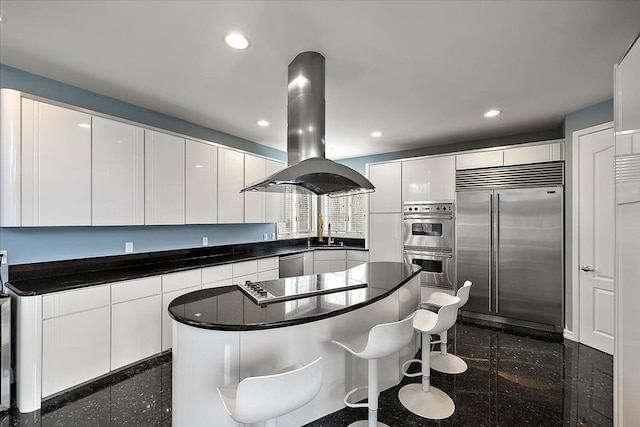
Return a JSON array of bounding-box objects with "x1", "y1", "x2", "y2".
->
[{"x1": 328, "y1": 223, "x2": 333, "y2": 245}]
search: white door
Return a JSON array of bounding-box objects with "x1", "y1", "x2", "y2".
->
[{"x1": 577, "y1": 123, "x2": 615, "y2": 354}]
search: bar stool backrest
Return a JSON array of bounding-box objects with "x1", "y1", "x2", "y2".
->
[
  {"x1": 429, "y1": 297, "x2": 461, "y2": 335},
  {"x1": 457, "y1": 281, "x2": 472, "y2": 308},
  {"x1": 232, "y1": 357, "x2": 323, "y2": 424},
  {"x1": 358, "y1": 313, "x2": 416, "y2": 360}
]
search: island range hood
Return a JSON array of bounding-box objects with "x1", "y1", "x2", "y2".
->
[{"x1": 241, "y1": 51, "x2": 375, "y2": 197}]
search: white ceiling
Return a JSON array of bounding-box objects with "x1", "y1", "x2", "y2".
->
[{"x1": 1, "y1": 1, "x2": 639, "y2": 160}]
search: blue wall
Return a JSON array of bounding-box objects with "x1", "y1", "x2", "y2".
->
[{"x1": 0, "y1": 65, "x2": 283, "y2": 280}]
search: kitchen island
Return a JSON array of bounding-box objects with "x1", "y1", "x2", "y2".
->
[{"x1": 168, "y1": 261, "x2": 421, "y2": 427}]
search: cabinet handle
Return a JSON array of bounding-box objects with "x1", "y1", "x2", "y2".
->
[{"x1": 581, "y1": 265, "x2": 594, "y2": 272}]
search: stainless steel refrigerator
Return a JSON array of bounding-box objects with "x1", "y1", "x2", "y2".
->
[{"x1": 456, "y1": 185, "x2": 563, "y2": 332}]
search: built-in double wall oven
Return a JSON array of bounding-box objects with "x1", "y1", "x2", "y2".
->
[{"x1": 403, "y1": 202, "x2": 455, "y2": 290}]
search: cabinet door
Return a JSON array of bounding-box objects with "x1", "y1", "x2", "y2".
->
[
  {"x1": 503, "y1": 144, "x2": 553, "y2": 166},
  {"x1": 265, "y1": 160, "x2": 284, "y2": 223},
  {"x1": 244, "y1": 154, "x2": 266, "y2": 223},
  {"x1": 616, "y1": 38, "x2": 640, "y2": 133},
  {"x1": 314, "y1": 260, "x2": 347, "y2": 274},
  {"x1": 218, "y1": 148, "x2": 245, "y2": 223},
  {"x1": 368, "y1": 162, "x2": 401, "y2": 213},
  {"x1": 92, "y1": 116, "x2": 144, "y2": 225},
  {"x1": 186, "y1": 140, "x2": 218, "y2": 224},
  {"x1": 111, "y1": 295, "x2": 161, "y2": 370},
  {"x1": 162, "y1": 285, "x2": 201, "y2": 351},
  {"x1": 145, "y1": 130, "x2": 185, "y2": 225},
  {"x1": 456, "y1": 150, "x2": 503, "y2": 170},
  {"x1": 402, "y1": 156, "x2": 455, "y2": 202},
  {"x1": 369, "y1": 213, "x2": 402, "y2": 262},
  {"x1": 42, "y1": 307, "x2": 110, "y2": 397},
  {"x1": 347, "y1": 250, "x2": 369, "y2": 268},
  {"x1": 258, "y1": 269, "x2": 279, "y2": 281},
  {"x1": 21, "y1": 100, "x2": 91, "y2": 226}
]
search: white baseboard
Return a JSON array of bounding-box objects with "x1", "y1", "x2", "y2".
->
[{"x1": 563, "y1": 328, "x2": 576, "y2": 341}]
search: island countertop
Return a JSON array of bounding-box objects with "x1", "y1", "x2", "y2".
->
[{"x1": 168, "y1": 261, "x2": 421, "y2": 331}]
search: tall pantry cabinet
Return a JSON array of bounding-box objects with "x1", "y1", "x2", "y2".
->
[{"x1": 367, "y1": 161, "x2": 403, "y2": 262}]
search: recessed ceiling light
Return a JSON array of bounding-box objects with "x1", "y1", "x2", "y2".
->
[
  {"x1": 370, "y1": 131, "x2": 383, "y2": 137},
  {"x1": 0, "y1": 14, "x2": 7, "y2": 24},
  {"x1": 256, "y1": 120, "x2": 270, "y2": 127},
  {"x1": 78, "y1": 123, "x2": 91, "y2": 129},
  {"x1": 225, "y1": 33, "x2": 249, "y2": 50},
  {"x1": 483, "y1": 109, "x2": 501, "y2": 118}
]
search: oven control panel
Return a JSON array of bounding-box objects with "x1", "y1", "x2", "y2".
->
[{"x1": 403, "y1": 203, "x2": 453, "y2": 213}]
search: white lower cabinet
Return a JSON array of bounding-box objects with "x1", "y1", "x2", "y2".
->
[
  {"x1": 111, "y1": 276, "x2": 162, "y2": 370},
  {"x1": 42, "y1": 306, "x2": 110, "y2": 397},
  {"x1": 257, "y1": 257, "x2": 279, "y2": 280},
  {"x1": 161, "y1": 270, "x2": 202, "y2": 351},
  {"x1": 313, "y1": 250, "x2": 347, "y2": 274},
  {"x1": 162, "y1": 286, "x2": 201, "y2": 351},
  {"x1": 112, "y1": 295, "x2": 161, "y2": 370},
  {"x1": 347, "y1": 250, "x2": 369, "y2": 268},
  {"x1": 202, "y1": 264, "x2": 233, "y2": 289}
]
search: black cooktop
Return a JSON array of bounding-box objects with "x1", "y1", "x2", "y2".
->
[{"x1": 237, "y1": 272, "x2": 368, "y2": 305}]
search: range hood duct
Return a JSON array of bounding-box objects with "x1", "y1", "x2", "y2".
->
[{"x1": 241, "y1": 51, "x2": 375, "y2": 197}]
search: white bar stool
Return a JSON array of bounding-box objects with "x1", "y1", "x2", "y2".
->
[
  {"x1": 217, "y1": 357, "x2": 322, "y2": 427},
  {"x1": 331, "y1": 314, "x2": 416, "y2": 427},
  {"x1": 422, "y1": 280, "x2": 472, "y2": 374},
  {"x1": 398, "y1": 298, "x2": 460, "y2": 420}
]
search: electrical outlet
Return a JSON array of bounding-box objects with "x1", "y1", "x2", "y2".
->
[
  {"x1": 0, "y1": 250, "x2": 6, "y2": 265},
  {"x1": 125, "y1": 242, "x2": 134, "y2": 253},
  {"x1": 202, "y1": 237, "x2": 209, "y2": 246},
  {"x1": 271, "y1": 233, "x2": 276, "y2": 240},
  {"x1": 263, "y1": 233, "x2": 268, "y2": 241}
]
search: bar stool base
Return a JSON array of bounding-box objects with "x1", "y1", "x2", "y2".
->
[
  {"x1": 429, "y1": 352, "x2": 468, "y2": 374},
  {"x1": 398, "y1": 383, "x2": 455, "y2": 420},
  {"x1": 347, "y1": 421, "x2": 389, "y2": 427}
]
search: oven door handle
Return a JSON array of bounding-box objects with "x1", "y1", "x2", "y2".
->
[
  {"x1": 403, "y1": 250, "x2": 453, "y2": 258},
  {"x1": 403, "y1": 214, "x2": 452, "y2": 220}
]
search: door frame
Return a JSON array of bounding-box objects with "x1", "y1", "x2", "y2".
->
[{"x1": 569, "y1": 121, "x2": 614, "y2": 342}]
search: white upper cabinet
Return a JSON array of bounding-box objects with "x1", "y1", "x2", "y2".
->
[
  {"x1": 265, "y1": 160, "x2": 284, "y2": 223},
  {"x1": 402, "y1": 155, "x2": 455, "y2": 202},
  {"x1": 503, "y1": 143, "x2": 563, "y2": 166},
  {"x1": 218, "y1": 147, "x2": 245, "y2": 223},
  {"x1": 145, "y1": 130, "x2": 185, "y2": 225},
  {"x1": 368, "y1": 162, "x2": 402, "y2": 213},
  {"x1": 244, "y1": 154, "x2": 266, "y2": 223},
  {"x1": 186, "y1": 140, "x2": 218, "y2": 224},
  {"x1": 456, "y1": 150, "x2": 503, "y2": 170},
  {"x1": 21, "y1": 99, "x2": 92, "y2": 226},
  {"x1": 616, "y1": 38, "x2": 640, "y2": 134},
  {"x1": 92, "y1": 117, "x2": 144, "y2": 225}
]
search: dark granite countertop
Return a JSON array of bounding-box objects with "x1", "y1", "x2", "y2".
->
[
  {"x1": 168, "y1": 262, "x2": 421, "y2": 331},
  {"x1": 6, "y1": 238, "x2": 367, "y2": 296}
]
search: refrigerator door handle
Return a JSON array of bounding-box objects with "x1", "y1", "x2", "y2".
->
[
  {"x1": 489, "y1": 193, "x2": 493, "y2": 313},
  {"x1": 495, "y1": 193, "x2": 500, "y2": 313}
]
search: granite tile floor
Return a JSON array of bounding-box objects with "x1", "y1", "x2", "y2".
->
[{"x1": 0, "y1": 322, "x2": 613, "y2": 427}]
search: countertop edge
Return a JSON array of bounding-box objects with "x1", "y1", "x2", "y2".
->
[
  {"x1": 7, "y1": 245, "x2": 369, "y2": 296},
  {"x1": 168, "y1": 263, "x2": 421, "y2": 331}
]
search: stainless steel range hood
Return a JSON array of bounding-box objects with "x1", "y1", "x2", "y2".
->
[{"x1": 241, "y1": 51, "x2": 375, "y2": 197}]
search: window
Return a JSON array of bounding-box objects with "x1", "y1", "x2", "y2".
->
[
  {"x1": 323, "y1": 194, "x2": 366, "y2": 236},
  {"x1": 278, "y1": 187, "x2": 315, "y2": 237}
]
